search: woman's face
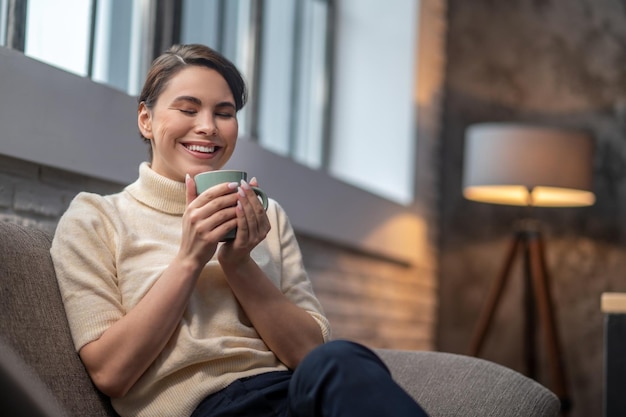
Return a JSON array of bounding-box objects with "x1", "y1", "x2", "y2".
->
[{"x1": 138, "y1": 65, "x2": 239, "y2": 182}]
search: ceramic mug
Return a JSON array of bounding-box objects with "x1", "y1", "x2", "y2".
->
[{"x1": 194, "y1": 170, "x2": 269, "y2": 241}]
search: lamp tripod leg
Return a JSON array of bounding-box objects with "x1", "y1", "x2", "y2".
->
[
  {"x1": 469, "y1": 232, "x2": 523, "y2": 357},
  {"x1": 527, "y1": 232, "x2": 571, "y2": 415},
  {"x1": 522, "y1": 238, "x2": 537, "y2": 379}
]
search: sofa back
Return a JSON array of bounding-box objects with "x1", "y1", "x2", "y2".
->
[{"x1": 0, "y1": 221, "x2": 118, "y2": 417}]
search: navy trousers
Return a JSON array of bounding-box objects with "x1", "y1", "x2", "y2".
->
[{"x1": 191, "y1": 340, "x2": 429, "y2": 417}]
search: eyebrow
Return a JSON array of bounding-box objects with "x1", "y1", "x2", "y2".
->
[
  {"x1": 171, "y1": 95, "x2": 202, "y2": 106},
  {"x1": 171, "y1": 95, "x2": 236, "y2": 109}
]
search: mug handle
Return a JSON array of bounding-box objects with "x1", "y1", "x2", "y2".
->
[{"x1": 251, "y1": 186, "x2": 269, "y2": 210}]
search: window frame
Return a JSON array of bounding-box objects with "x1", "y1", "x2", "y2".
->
[{"x1": 3, "y1": 0, "x2": 27, "y2": 51}]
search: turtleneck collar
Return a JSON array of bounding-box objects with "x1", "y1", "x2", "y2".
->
[{"x1": 125, "y1": 162, "x2": 186, "y2": 215}]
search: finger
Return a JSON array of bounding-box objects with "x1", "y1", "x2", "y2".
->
[
  {"x1": 242, "y1": 180, "x2": 267, "y2": 220},
  {"x1": 206, "y1": 215, "x2": 239, "y2": 241},
  {"x1": 191, "y1": 182, "x2": 239, "y2": 210},
  {"x1": 198, "y1": 205, "x2": 238, "y2": 231},
  {"x1": 185, "y1": 174, "x2": 197, "y2": 206},
  {"x1": 233, "y1": 187, "x2": 252, "y2": 242},
  {"x1": 249, "y1": 176, "x2": 259, "y2": 187},
  {"x1": 238, "y1": 180, "x2": 265, "y2": 235}
]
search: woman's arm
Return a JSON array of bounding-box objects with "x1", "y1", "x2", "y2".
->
[
  {"x1": 218, "y1": 180, "x2": 325, "y2": 369},
  {"x1": 79, "y1": 255, "x2": 203, "y2": 398},
  {"x1": 220, "y1": 257, "x2": 325, "y2": 369},
  {"x1": 80, "y1": 178, "x2": 240, "y2": 398}
]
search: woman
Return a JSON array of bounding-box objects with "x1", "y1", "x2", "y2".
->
[{"x1": 51, "y1": 44, "x2": 428, "y2": 417}]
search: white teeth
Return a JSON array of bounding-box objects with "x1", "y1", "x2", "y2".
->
[{"x1": 186, "y1": 144, "x2": 215, "y2": 153}]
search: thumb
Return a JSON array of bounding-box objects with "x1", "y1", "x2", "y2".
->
[{"x1": 185, "y1": 174, "x2": 197, "y2": 205}]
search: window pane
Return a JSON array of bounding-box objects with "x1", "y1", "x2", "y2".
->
[
  {"x1": 257, "y1": 0, "x2": 297, "y2": 157},
  {"x1": 92, "y1": 0, "x2": 153, "y2": 95},
  {"x1": 24, "y1": 0, "x2": 92, "y2": 76},
  {"x1": 292, "y1": 0, "x2": 328, "y2": 169},
  {"x1": 91, "y1": 0, "x2": 138, "y2": 93},
  {"x1": 257, "y1": 0, "x2": 329, "y2": 169},
  {"x1": 329, "y1": 0, "x2": 417, "y2": 204},
  {"x1": 180, "y1": 0, "x2": 221, "y2": 48}
]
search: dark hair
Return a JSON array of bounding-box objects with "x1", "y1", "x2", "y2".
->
[{"x1": 138, "y1": 44, "x2": 248, "y2": 146}]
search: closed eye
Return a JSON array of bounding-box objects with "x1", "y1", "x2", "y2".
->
[{"x1": 179, "y1": 109, "x2": 197, "y2": 115}]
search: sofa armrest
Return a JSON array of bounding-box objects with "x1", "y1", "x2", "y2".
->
[{"x1": 375, "y1": 349, "x2": 559, "y2": 417}]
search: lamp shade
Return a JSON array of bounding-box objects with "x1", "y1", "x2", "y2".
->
[{"x1": 462, "y1": 123, "x2": 595, "y2": 207}]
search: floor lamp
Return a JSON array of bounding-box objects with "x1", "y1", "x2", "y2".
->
[{"x1": 462, "y1": 123, "x2": 595, "y2": 416}]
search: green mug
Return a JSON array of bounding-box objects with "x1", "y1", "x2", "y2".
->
[{"x1": 194, "y1": 170, "x2": 269, "y2": 241}]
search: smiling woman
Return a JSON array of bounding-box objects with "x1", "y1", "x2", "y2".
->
[{"x1": 48, "y1": 43, "x2": 430, "y2": 417}]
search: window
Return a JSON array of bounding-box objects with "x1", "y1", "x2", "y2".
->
[
  {"x1": 91, "y1": 0, "x2": 152, "y2": 95},
  {"x1": 1, "y1": 0, "x2": 418, "y2": 205},
  {"x1": 328, "y1": 0, "x2": 418, "y2": 204},
  {"x1": 25, "y1": 0, "x2": 92, "y2": 76},
  {"x1": 5, "y1": 0, "x2": 152, "y2": 95},
  {"x1": 255, "y1": 0, "x2": 330, "y2": 170}
]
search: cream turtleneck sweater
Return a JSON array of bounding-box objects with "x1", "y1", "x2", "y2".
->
[{"x1": 50, "y1": 162, "x2": 331, "y2": 417}]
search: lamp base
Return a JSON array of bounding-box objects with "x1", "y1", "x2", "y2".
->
[{"x1": 468, "y1": 222, "x2": 571, "y2": 415}]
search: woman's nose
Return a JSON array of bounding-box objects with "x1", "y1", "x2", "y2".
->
[{"x1": 196, "y1": 113, "x2": 218, "y2": 136}]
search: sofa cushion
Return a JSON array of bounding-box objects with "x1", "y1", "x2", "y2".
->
[{"x1": 376, "y1": 349, "x2": 559, "y2": 417}]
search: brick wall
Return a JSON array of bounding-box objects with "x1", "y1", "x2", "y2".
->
[
  {"x1": 0, "y1": 153, "x2": 435, "y2": 351},
  {"x1": 0, "y1": 154, "x2": 122, "y2": 232},
  {"x1": 300, "y1": 236, "x2": 435, "y2": 350}
]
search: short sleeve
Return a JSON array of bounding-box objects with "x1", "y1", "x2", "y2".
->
[
  {"x1": 270, "y1": 200, "x2": 332, "y2": 342},
  {"x1": 50, "y1": 192, "x2": 125, "y2": 351}
]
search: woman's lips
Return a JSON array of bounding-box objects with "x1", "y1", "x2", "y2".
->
[{"x1": 182, "y1": 143, "x2": 220, "y2": 159}]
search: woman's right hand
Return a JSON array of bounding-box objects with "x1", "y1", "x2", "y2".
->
[{"x1": 179, "y1": 175, "x2": 240, "y2": 268}]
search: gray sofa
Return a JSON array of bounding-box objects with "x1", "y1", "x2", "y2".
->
[{"x1": 0, "y1": 221, "x2": 560, "y2": 417}]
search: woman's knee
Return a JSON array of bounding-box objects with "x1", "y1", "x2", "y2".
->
[{"x1": 299, "y1": 340, "x2": 389, "y2": 375}]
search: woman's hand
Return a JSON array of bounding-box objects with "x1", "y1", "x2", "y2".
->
[
  {"x1": 218, "y1": 177, "x2": 271, "y2": 266},
  {"x1": 179, "y1": 175, "x2": 240, "y2": 268}
]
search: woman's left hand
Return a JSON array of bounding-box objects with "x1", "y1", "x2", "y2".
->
[{"x1": 218, "y1": 177, "x2": 270, "y2": 265}]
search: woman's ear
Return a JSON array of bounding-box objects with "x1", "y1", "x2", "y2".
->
[{"x1": 138, "y1": 102, "x2": 153, "y2": 139}]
